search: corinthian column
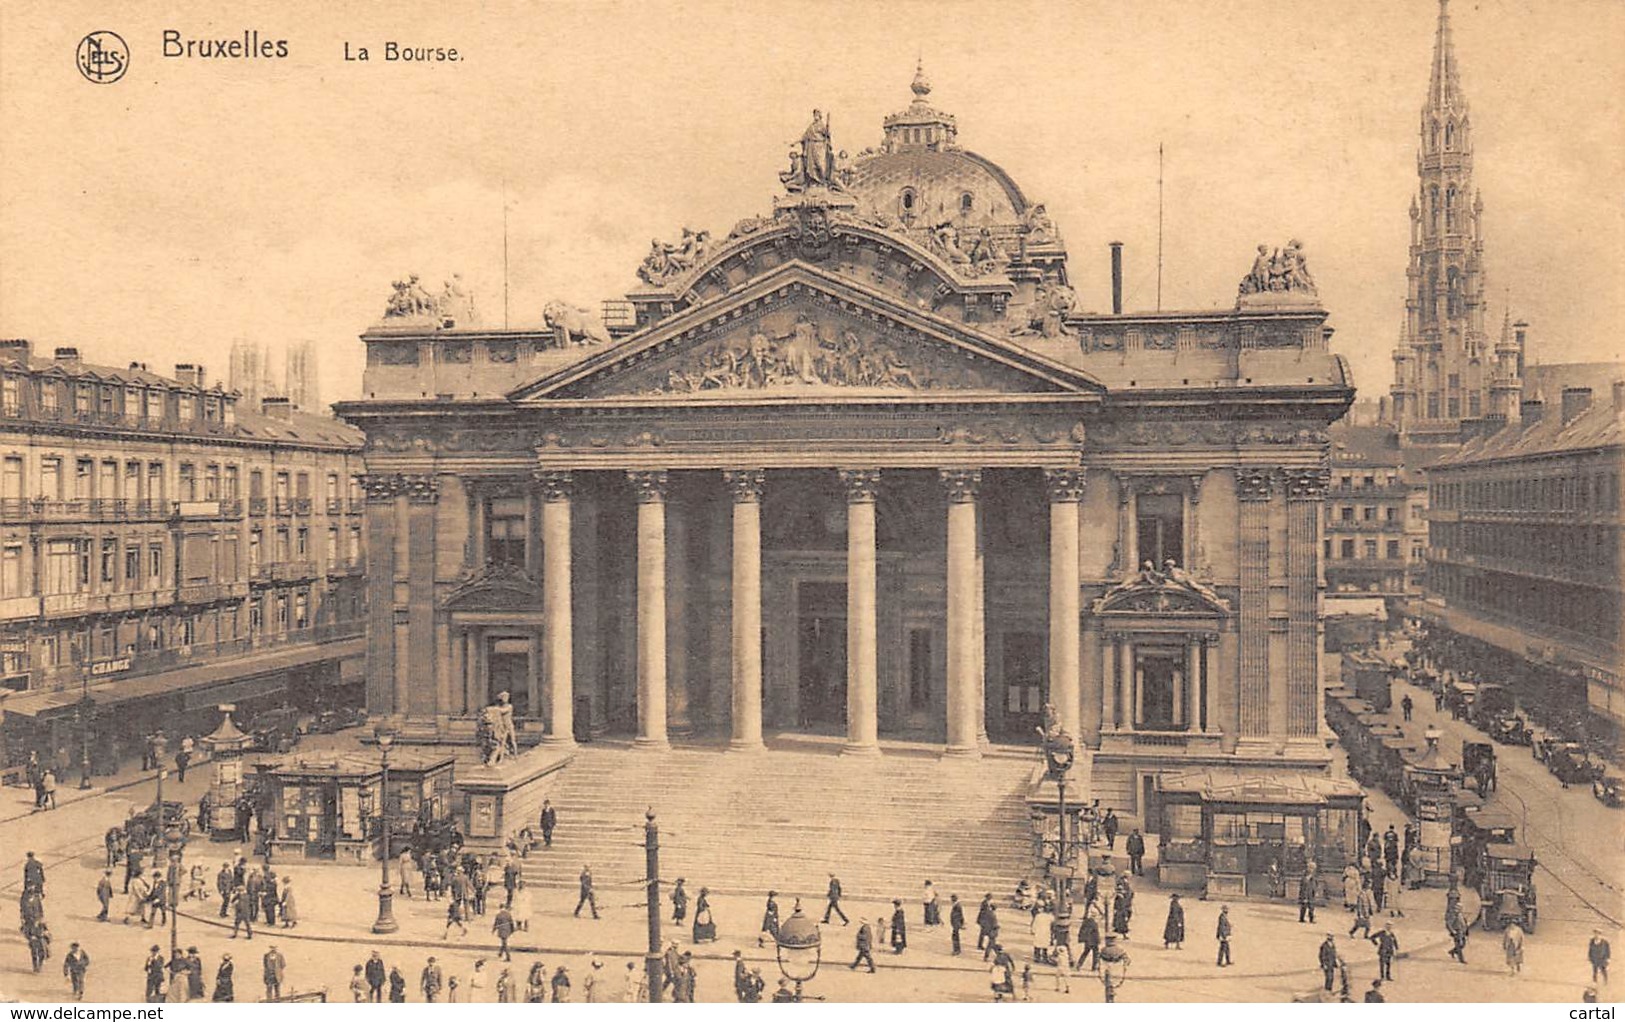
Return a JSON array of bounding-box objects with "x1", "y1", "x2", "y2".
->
[
  {"x1": 839, "y1": 469, "x2": 881, "y2": 755},
  {"x1": 724, "y1": 470, "x2": 765, "y2": 751},
  {"x1": 629, "y1": 470, "x2": 669, "y2": 748},
  {"x1": 1045, "y1": 468, "x2": 1085, "y2": 736},
  {"x1": 538, "y1": 471, "x2": 575, "y2": 745},
  {"x1": 942, "y1": 468, "x2": 982, "y2": 758}
]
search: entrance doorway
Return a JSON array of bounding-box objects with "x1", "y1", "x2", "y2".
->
[
  {"x1": 1000, "y1": 631, "x2": 1045, "y2": 739},
  {"x1": 487, "y1": 637, "x2": 531, "y2": 717},
  {"x1": 796, "y1": 581, "x2": 846, "y2": 730}
]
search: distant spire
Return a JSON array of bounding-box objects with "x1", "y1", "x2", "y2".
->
[{"x1": 1427, "y1": 0, "x2": 1465, "y2": 114}]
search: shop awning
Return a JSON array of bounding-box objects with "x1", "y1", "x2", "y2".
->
[{"x1": 1, "y1": 638, "x2": 364, "y2": 719}]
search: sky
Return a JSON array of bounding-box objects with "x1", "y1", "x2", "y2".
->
[{"x1": 2, "y1": 0, "x2": 1621, "y2": 411}]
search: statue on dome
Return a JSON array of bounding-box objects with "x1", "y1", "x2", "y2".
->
[
  {"x1": 1019, "y1": 203, "x2": 1057, "y2": 245},
  {"x1": 780, "y1": 109, "x2": 843, "y2": 193}
]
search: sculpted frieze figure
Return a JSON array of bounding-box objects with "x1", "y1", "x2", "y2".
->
[
  {"x1": 930, "y1": 222, "x2": 970, "y2": 264},
  {"x1": 966, "y1": 228, "x2": 1007, "y2": 272},
  {"x1": 542, "y1": 301, "x2": 612, "y2": 348},
  {"x1": 1098, "y1": 558, "x2": 1228, "y2": 613},
  {"x1": 1238, "y1": 239, "x2": 1318, "y2": 297},
  {"x1": 649, "y1": 320, "x2": 942, "y2": 394},
  {"x1": 1019, "y1": 203, "x2": 1057, "y2": 245},
  {"x1": 637, "y1": 228, "x2": 713, "y2": 287}
]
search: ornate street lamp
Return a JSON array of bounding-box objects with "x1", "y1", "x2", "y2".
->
[
  {"x1": 1039, "y1": 709, "x2": 1077, "y2": 914},
  {"x1": 774, "y1": 905, "x2": 822, "y2": 1002},
  {"x1": 371, "y1": 730, "x2": 399, "y2": 934}
]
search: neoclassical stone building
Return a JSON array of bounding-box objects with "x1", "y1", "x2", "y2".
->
[{"x1": 338, "y1": 70, "x2": 1353, "y2": 809}]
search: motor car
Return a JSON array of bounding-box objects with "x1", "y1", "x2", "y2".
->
[
  {"x1": 1593, "y1": 773, "x2": 1624, "y2": 808},
  {"x1": 244, "y1": 707, "x2": 305, "y2": 753},
  {"x1": 1548, "y1": 743, "x2": 1603, "y2": 786},
  {"x1": 307, "y1": 705, "x2": 368, "y2": 734},
  {"x1": 1476, "y1": 844, "x2": 1537, "y2": 933},
  {"x1": 1487, "y1": 714, "x2": 1529, "y2": 746}
]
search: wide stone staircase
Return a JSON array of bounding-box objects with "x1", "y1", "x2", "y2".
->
[{"x1": 521, "y1": 735, "x2": 1040, "y2": 902}]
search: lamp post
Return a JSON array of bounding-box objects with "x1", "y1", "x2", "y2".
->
[
  {"x1": 371, "y1": 731, "x2": 398, "y2": 934},
  {"x1": 1040, "y1": 721, "x2": 1077, "y2": 915},
  {"x1": 77, "y1": 669, "x2": 92, "y2": 790},
  {"x1": 152, "y1": 767, "x2": 168, "y2": 856},
  {"x1": 774, "y1": 905, "x2": 822, "y2": 1002},
  {"x1": 166, "y1": 842, "x2": 182, "y2": 957},
  {"x1": 644, "y1": 810, "x2": 663, "y2": 1002}
]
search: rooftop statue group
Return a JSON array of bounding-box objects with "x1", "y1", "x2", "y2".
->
[
  {"x1": 637, "y1": 227, "x2": 714, "y2": 288},
  {"x1": 383, "y1": 274, "x2": 477, "y2": 327},
  {"x1": 779, "y1": 109, "x2": 851, "y2": 194},
  {"x1": 1238, "y1": 240, "x2": 1317, "y2": 297}
]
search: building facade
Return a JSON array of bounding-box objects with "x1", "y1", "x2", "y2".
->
[
  {"x1": 339, "y1": 71, "x2": 1353, "y2": 811},
  {"x1": 1389, "y1": 0, "x2": 1524, "y2": 444},
  {"x1": 1324, "y1": 423, "x2": 1426, "y2": 606},
  {"x1": 1421, "y1": 377, "x2": 1624, "y2": 738},
  {"x1": 0, "y1": 342, "x2": 366, "y2": 770}
]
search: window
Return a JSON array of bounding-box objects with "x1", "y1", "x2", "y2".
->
[
  {"x1": 1468, "y1": 393, "x2": 1481, "y2": 417},
  {"x1": 1362, "y1": 506, "x2": 1376, "y2": 521},
  {"x1": 100, "y1": 460, "x2": 118, "y2": 501},
  {"x1": 1135, "y1": 492, "x2": 1184, "y2": 568},
  {"x1": 1, "y1": 376, "x2": 18, "y2": 415},
  {"x1": 44, "y1": 539, "x2": 80, "y2": 595},
  {"x1": 224, "y1": 536, "x2": 238, "y2": 579},
  {"x1": 75, "y1": 458, "x2": 93, "y2": 498},
  {"x1": 326, "y1": 527, "x2": 338, "y2": 569},
  {"x1": 276, "y1": 527, "x2": 290, "y2": 561},
  {"x1": 349, "y1": 527, "x2": 361, "y2": 564},
  {"x1": 1427, "y1": 393, "x2": 1440, "y2": 418},
  {"x1": 1340, "y1": 506, "x2": 1354, "y2": 522},
  {"x1": 295, "y1": 472, "x2": 310, "y2": 499},
  {"x1": 249, "y1": 470, "x2": 264, "y2": 499},
  {"x1": 1, "y1": 456, "x2": 21, "y2": 500},
  {"x1": 1386, "y1": 540, "x2": 1401, "y2": 560},
  {"x1": 39, "y1": 383, "x2": 57, "y2": 413},
  {"x1": 1, "y1": 545, "x2": 23, "y2": 597},
  {"x1": 100, "y1": 539, "x2": 116, "y2": 583},
  {"x1": 148, "y1": 463, "x2": 165, "y2": 502},
  {"x1": 224, "y1": 465, "x2": 239, "y2": 499},
  {"x1": 149, "y1": 544, "x2": 163, "y2": 583},
  {"x1": 1340, "y1": 539, "x2": 1355, "y2": 559},
  {"x1": 204, "y1": 464, "x2": 220, "y2": 501},
  {"x1": 178, "y1": 463, "x2": 196, "y2": 501},
  {"x1": 249, "y1": 600, "x2": 263, "y2": 635},
  {"x1": 293, "y1": 591, "x2": 309, "y2": 630},
  {"x1": 75, "y1": 385, "x2": 92, "y2": 415},
  {"x1": 124, "y1": 547, "x2": 140, "y2": 583},
  {"x1": 326, "y1": 473, "x2": 339, "y2": 506},
  {"x1": 296, "y1": 527, "x2": 308, "y2": 558},
  {"x1": 99, "y1": 387, "x2": 115, "y2": 417},
  {"x1": 899, "y1": 188, "x2": 916, "y2": 215},
  {"x1": 1385, "y1": 507, "x2": 1398, "y2": 523},
  {"x1": 144, "y1": 390, "x2": 162, "y2": 420},
  {"x1": 177, "y1": 394, "x2": 194, "y2": 420},
  {"x1": 125, "y1": 461, "x2": 141, "y2": 500},
  {"x1": 274, "y1": 472, "x2": 290, "y2": 502},
  {"x1": 1363, "y1": 540, "x2": 1378, "y2": 560},
  {"x1": 1447, "y1": 396, "x2": 1460, "y2": 418},
  {"x1": 275, "y1": 595, "x2": 289, "y2": 630},
  {"x1": 487, "y1": 497, "x2": 527, "y2": 565},
  {"x1": 249, "y1": 530, "x2": 262, "y2": 570},
  {"x1": 1410, "y1": 504, "x2": 1423, "y2": 521},
  {"x1": 40, "y1": 458, "x2": 60, "y2": 500},
  {"x1": 959, "y1": 192, "x2": 973, "y2": 214}
]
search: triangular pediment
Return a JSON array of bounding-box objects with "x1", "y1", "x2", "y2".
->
[
  {"x1": 508, "y1": 263, "x2": 1103, "y2": 403},
  {"x1": 1094, "y1": 563, "x2": 1230, "y2": 616}
]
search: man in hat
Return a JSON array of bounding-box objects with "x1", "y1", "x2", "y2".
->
[
  {"x1": 977, "y1": 893, "x2": 1000, "y2": 957},
  {"x1": 732, "y1": 949, "x2": 751, "y2": 1001},
  {"x1": 22, "y1": 851, "x2": 45, "y2": 895},
  {"x1": 365, "y1": 951, "x2": 387, "y2": 1002},
  {"x1": 1126, "y1": 828, "x2": 1147, "y2": 876},
  {"x1": 823, "y1": 873, "x2": 848, "y2": 925},
  {"x1": 1364, "y1": 978, "x2": 1386, "y2": 1002},
  {"x1": 144, "y1": 945, "x2": 166, "y2": 1002},
  {"x1": 949, "y1": 893, "x2": 966, "y2": 955},
  {"x1": 539, "y1": 800, "x2": 558, "y2": 848},
  {"x1": 1318, "y1": 933, "x2": 1339, "y2": 991},
  {"x1": 262, "y1": 944, "x2": 286, "y2": 1001},
  {"x1": 63, "y1": 941, "x2": 90, "y2": 999},
  {"x1": 1215, "y1": 905, "x2": 1233, "y2": 967},
  {"x1": 213, "y1": 954, "x2": 235, "y2": 1002},
  {"x1": 850, "y1": 920, "x2": 875, "y2": 973},
  {"x1": 1371, "y1": 922, "x2": 1400, "y2": 981},
  {"x1": 1589, "y1": 930, "x2": 1611, "y2": 984},
  {"x1": 421, "y1": 956, "x2": 444, "y2": 1002},
  {"x1": 662, "y1": 941, "x2": 682, "y2": 994},
  {"x1": 231, "y1": 887, "x2": 254, "y2": 939},
  {"x1": 95, "y1": 869, "x2": 114, "y2": 921},
  {"x1": 574, "y1": 865, "x2": 599, "y2": 919},
  {"x1": 492, "y1": 904, "x2": 517, "y2": 961},
  {"x1": 671, "y1": 877, "x2": 689, "y2": 925},
  {"x1": 889, "y1": 898, "x2": 908, "y2": 953}
]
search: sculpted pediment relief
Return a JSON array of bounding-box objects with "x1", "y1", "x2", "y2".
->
[
  {"x1": 444, "y1": 561, "x2": 543, "y2": 613},
  {"x1": 1094, "y1": 561, "x2": 1230, "y2": 616}
]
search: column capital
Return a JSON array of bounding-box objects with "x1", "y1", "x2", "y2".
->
[
  {"x1": 838, "y1": 468, "x2": 881, "y2": 504},
  {"x1": 534, "y1": 470, "x2": 573, "y2": 502},
  {"x1": 627, "y1": 469, "x2": 669, "y2": 504},
  {"x1": 939, "y1": 468, "x2": 982, "y2": 503},
  {"x1": 1282, "y1": 467, "x2": 1329, "y2": 501},
  {"x1": 1234, "y1": 466, "x2": 1276, "y2": 502},
  {"x1": 362, "y1": 472, "x2": 438, "y2": 503},
  {"x1": 1043, "y1": 467, "x2": 1087, "y2": 503},
  {"x1": 723, "y1": 469, "x2": 765, "y2": 503},
  {"x1": 1188, "y1": 472, "x2": 1206, "y2": 504}
]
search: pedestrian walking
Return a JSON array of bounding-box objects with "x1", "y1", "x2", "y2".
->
[
  {"x1": 502, "y1": 857, "x2": 521, "y2": 908},
  {"x1": 1111, "y1": 877, "x2": 1134, "y2": 936},
  {"x1": 850, "y1": 920, "x2": 876, "y2": 972},
  {"x1": 443, "y1": 895, "x2": 469, "y2": 938},
  {"x1": 22, "y1": 850, "x2": 45, "y2": 894},
  {"x1": 623, "y1": 961, "x2": 646, "y2": 1003},
  {"x1": 212, "y1": 954, "x2": 235, "y2": 1002},
  {"x1": 1215, "y1": 905, "x2": 1233, "y2": 967},
  {"x1": 95, "y1": 870, "x2": 113, "y2": 921},
  {"x1": 216, "y1": 863, "x2": 233, "y2": 916},
  {"x1": 923, "y1": 879, "x2": 941, "y2": 926},
  {"x1": 693, "y1": 886, "x2": 716, "y2": 943},
  {"x1": 262, "y1": 945, "x2": 286, "y2": 1001},
  {"x1": 492, "y1": 906, "x2": 517, "y2": 961},
  {"x1": 1298, "y1": 871, "x2": 1318, "y2": 923},
  {"x1": 1126, "y1": 828, "x2": 1146, "y2": 876},
  {"x1": 63, "y1": 943, "x2": 89, "y2": 999},
  {"x1": 823, "y1": 873, "x2": 849, "y2": 924},
  {"x1": 1078, "y1": 909, "x2": 1103, "y2": 971},
  {"x1": 1446, "y1": 900, "x2": 1469, "y2": 963},
  {"x1": 1371, "y1": 922, "x2": 1400, "y2": 981},
  {"x1": 398, "y1": 853, "x2": 416, "y2": 900},
  {"x1": 166, "y1": 950, "x2": 189, "y2": 1002},
  {"x1": 388, "y1": 966, "x2": 406, "y2": 1003},
  {"x1": 671, "y1": 877, "x2": 689, "y2": 925},
  {"x1": 1349, "y1": 881, "x2": 1374, "y2": 938},
  {"x1": 41, "y1": 769, "x2": 57, "y2": 809},
  {"x1": 574, "y1": 865, "x2": 599, "y2": 919},
  {"x1": 365, "y1": 951, "x2": 386, "y2": 1002},
  {"x1": 421, "y1": 957, "x2": 444, "y2": 1002},
  {"x1": 539, "y1": 800, "x2": 557, "y2": 848},
  {"x1": 350, "y1": 965, "x2": 367, "y2": 1002},
  {"x1": 1031, "y1": 904, "x2": 1054, "y2": 963},
  {"x1": 126, "y1": 873, "x2": 151, "y2": 926},
  {"x1": 1102, "y1": 809, "x2": 1119, "y2": 849},
  {"x1": 949, "y1": 893, "x2": 966, "y2": 955},
  {"x1": 469, "y1": 959, "x2": 489, "y2": 1002},
  {"x1": 1162, "y1": 893, "x2": 1185, "y2": 949},
  {"x1": 890, "y1": 898, "x2": 908, "y2": 953},
  {"x1": 244, "y1": 868, "x2": 263, "y2": 924},
  {"x1": 1318, "y1": 934, "x2": 1339, "y2": 991},
  {"x1": 550, "y1": 965, "x2": 571, "y2": 1002},
  {"x1": 1502, "y1": 920, "x2": 1525, "y2": 976},
  {"x1": 1400, "y1": 693, "x2": 1413, "y2": 722},
  {"x1": 526, "y1": 961, "x2": 548, "y2": 1002},
  {"x1": 279, "y1": 877, "x2": 298, "y2": 927},
  {"x1": 988, "y1": 945, "x2": 1015, "y2": 1002},
  {"x1": 1383, "y1": 826, "x2": 1400, "y2": 879},
  {"x1": 497, "y1": 965, "x2": 515, "y2": 1003},
  {"x1": 231, "y1": 889, "x2": 254, "y2": 940},
  {"x1": 185, "y1": 947, "x2": 205, "y2": 1001},
  {"x1": 977, "y1": 893, "x2": 999, "y2": 955},
  {"x1": 758, "y1": 890, "x2": 780, "y2": 946},
  {"x1": 1589, "y1": 931, "x2": 1611, "y2": 984}
]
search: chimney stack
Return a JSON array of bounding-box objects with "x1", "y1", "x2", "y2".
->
[
  {"x1": 1109, "y1": 241, "x2": 1123, "y2": 315},
  {"x1": 0, "y1": 339, "x2": 31, "y2": 361},
  {"x1": 1520, "y1": 391, "x2": 1544, "y2": 425},
  {"x1": 1560, "y1": 386, "x2": 1592, "y2": 425},
  {"x1": 53, "y1": 347, "x2": 80, "y2": 366},
  {"x1": 261, "y1": 396, "x2": 293, "y2": 421},
  {"x1": 174, "y1": 364, "x2": 198, "y2": 387},
  {"x1": 1613, "y1": 380, "x2": 1624, "y2": 412}
]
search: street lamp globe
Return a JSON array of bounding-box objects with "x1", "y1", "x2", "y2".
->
[
  {"x1": 774, "y1": 905, "x2": 822, "y2": 998},
  {"x1": 371, "y1": 729, "x2": 399, "y2": 934}
]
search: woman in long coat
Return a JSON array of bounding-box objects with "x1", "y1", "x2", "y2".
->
[
  {"x1": 889, "y1": 899, "x2": 908, "y2": 952},
  {"x1": 692, "y1": 887, "x2": 716, "y2": 943},
  {"x1": 1161, "y1": 893, "x2": 1185, "y2": 949},
  {"x1": 758, "y1": 891, "x2": 780, "y2": 946},
  {"x1": 279, "y1": 878, "x2": 298, "y2": 927},
  {"x1": 1111, "y1": 879, "x2": 1134, "y2": 937},
  {"x1": 923, "y1": 881, "x2": 941, "y2": 926},
  {"x1": 525, "y1": 962, "x2": 547, "y2": 1002},
  {"x1": 212, "y1": 956, "x2": 235, "y2": 1002},
  {"x1": 1342, "y1": 864, "x2": 1363, "y2": 909}
]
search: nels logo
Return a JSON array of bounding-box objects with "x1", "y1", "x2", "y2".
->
[{"x1": 77, "y1": 30, "x2": 129, "y2": 84}]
